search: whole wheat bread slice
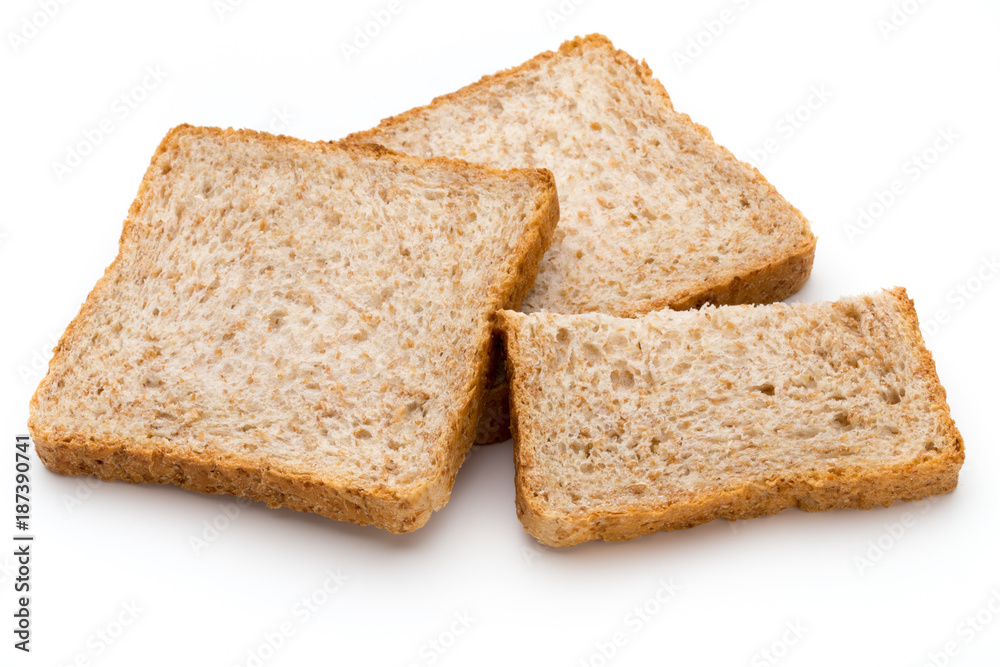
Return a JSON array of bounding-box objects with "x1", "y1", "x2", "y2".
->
[
  {"x1": 499, "y1": 288, "x2": 964, "y2": 546},
  {"x1": 28, "y1": 124, "x2": 558, "y2": 533},
  {"x1": 347, "y1": 34, "x2": 817, "y2": 444}
]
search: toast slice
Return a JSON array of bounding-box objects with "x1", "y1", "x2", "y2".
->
[
  {"x1": 499, "y1": 288, "x2": 964, "y2": 546},
  {"x1": 29, "y1": 124, "x2": 558, "y2": 533},
  {"x1": 347, "y1": 34, "x2": 817, "y2": 443}
]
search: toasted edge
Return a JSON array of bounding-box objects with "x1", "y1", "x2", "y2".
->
[
  {"x1": 28, "y1": 124, "x2": 560, "y2": 533},
  {"x1": 500, "y1": 288, "x2": 964, "y2": 547}
]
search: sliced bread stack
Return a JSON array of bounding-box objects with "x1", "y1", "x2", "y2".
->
[
  {"x1": 347, "y1": 34, "x2": 818, "y2": 443},
  {"x1": 28, "y1": 36, "x2": 963, "y2": 542}
]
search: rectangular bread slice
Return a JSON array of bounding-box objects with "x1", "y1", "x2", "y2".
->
[
  {"x1": 346, "y1": 34, "x2": 817, "y2": 444},
  {"x1": 28, "y1": 124, "x2": 558, "y2": 533},
  {"x1": 499, "y1": 288, "x2": 964, "y2": 546}
]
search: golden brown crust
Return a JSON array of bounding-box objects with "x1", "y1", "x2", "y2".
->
[
  {"x1": 653, "y1": 240, "x2": 817, "y2": 315},
  {"x1": 516, "y1": 454, "x2": 962, "y2": 547},
  {"x1": 31, "y1": 435, "x2": 431, "y2": 532},
  {"x1": 500, "y1": 289, "x2": 965, "y2": 547},
  {"x1": 516, "y1": 456, "x2": 960, "y2": 546},
  {"x1": 882, "y1": 286, "x2": 965, "y2": 468},
  {"x1": 28, "y1": 124, "x2": 559, "y2": 533}
]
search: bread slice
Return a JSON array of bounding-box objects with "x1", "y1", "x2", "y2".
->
[
  {"x1": 499, "y1": 288, "x2": 964, "y2": 546},
  {"x1": 347, "y1": 34, "x2": 817, "y2": 444},
  {"x1": 28, "y1": 124, "x2": 558, "y2": 533}
]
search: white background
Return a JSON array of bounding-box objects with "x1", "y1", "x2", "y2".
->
[{"x1": 2, "y1": 1, "x2": 999, "y2": 665}]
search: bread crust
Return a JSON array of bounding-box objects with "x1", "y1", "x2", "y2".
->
[
  {"x1": 349, "y1": 35, "x2": 816, "y2": 444},
  {"x1": 28, "y1": 124, "x2": 559, "y2": 533},
  {"x1": 501, "y1": 288, "x2": 964, "y2": 547}
]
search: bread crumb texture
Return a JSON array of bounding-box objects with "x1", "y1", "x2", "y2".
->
[
  {"x1": 350, "y1": 34, "x2": 816, "y2": 318},
  {"x1": 501, "y1": 288, "x2": 964, "y2": 546},
  {"x1": 29, "y1": 125, "x2": 558, "y2": 533},
  {"x1": 350, "y1": 34, "x2": 817, "y2": 446}
]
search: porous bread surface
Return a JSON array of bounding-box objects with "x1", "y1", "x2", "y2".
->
[
  {"x1": 350, "y1": 33, "x2": 817, "y2": 445},
  {"x1": 28, "y1": 124, "x2": 558, "y2": 533},
  {"x1": 347, "y1": 34, "x2": 817, "y2": 318},
  {"x1": 501, "y1": 288, "x2": 964, "y2": 546}
]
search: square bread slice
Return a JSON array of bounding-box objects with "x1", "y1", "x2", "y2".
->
[
  {"x1": 28, "y1": 124, "x2": 558, "y2": 533},
  {"x1": 346, "y1": 34, "x2": 817, "y2": 444},
  {"x1": 499, "y1": 288, "x2": 964, "y2": 546}
]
